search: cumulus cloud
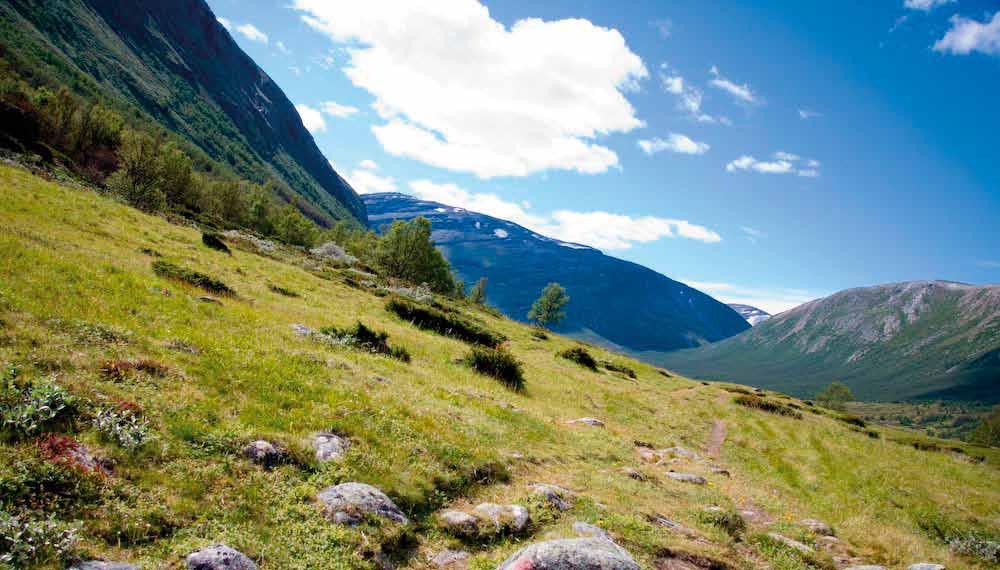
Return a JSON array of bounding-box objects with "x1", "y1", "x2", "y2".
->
[
  {"x1": 408, "y1": 180, "x2": 721, "y2": 250},
  {"x1": 904, "y1": 0, "x2": 955, "y2": 11},
  {"x1": 708, "y1": 65, "x2": 758, "y2": 104},
  {"x1": 726, "y1": 152, "x2": 821, "y2": 177},
  {"x1": 292, "y1": 0, "x2": 648, "y2": 178},
  {"x1": 680, "y1": 280, "x2": 823, "y2": 314},
  {"x1": 295, "y1": 104, "x2": 326, "y2": 133},
  {"x1": 934, "y1": 11, "x2": 1000, "y2": 56},
  {"x1": 638, "y1": 134, "x2": 710, "y2": 156},
  {"x1": 347, "y1": 160, "x2": 396, "y2": 194},
  {"x1": 236, "y1": 23, "x2": 269, "y2": 44},
  {"x1": 320, "y1": 100, "x2": 360, "y2": 118}
]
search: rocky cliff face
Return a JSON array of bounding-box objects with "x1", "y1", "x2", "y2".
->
[
  {"x1": 661, "y1": 281, "x2": 1000, "y2": 401},
  {"x1": 1, "y1": 0, "x2": 365, "y2": 224},
  {"x1": 363, "y1": 192, "x2": 750, "y2": 353}
]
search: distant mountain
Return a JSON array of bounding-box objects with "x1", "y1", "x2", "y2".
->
[
  {"x1": 659, "y1": 281, "x2": 1000, "y2": 402},
  {"x1": 363, "y1": 193, "x2": 750, "y2": 353},
  {"x1": 0, "y1": 0, "x2": 365, "y2": 225},
  {"x1": 728, "y1": 303, "x2": 771, "y2": 326}
]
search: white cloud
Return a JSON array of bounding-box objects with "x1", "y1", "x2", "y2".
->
[
  {"x1": 320, "y1": 100, "x2": 360, "y2": 118},
  {"x1": 408, "y1": 180, "x2": 721, "y2": 250},
  {"x1": 797, "y1": 169, "x2": 820, "y2": 178},
  {"x1": 347, "y1": 161, "x2": 396, "y2": 194},
  {"x1": 798, "y1": 109, "x2": 822, "y2": 120},
  {"x1": 295, "y1": 104, "x2": 326, "y2": 133},
  {"x1": 236, "y1": 23, "x2": 269, "y2": 44},
  {"x1": 638, "y1": 133, "x2": 710, "y2": 156},
  {"x1": 740, "y1": 226, "x2": 765, "y2": 243},
  {"x1": 217, "y1": 17, "x2": 232, "y2": 31},
  {"x1": 774, "y1": 151, "x2": 800, "y2": 161},
  {"x1": 651, "y1": 19, "x2": 673, "y2": 39},
  {"x1": 727, "y1": 152, "x2": 821, "y2": 177},
  {"x1": 293, "y1": 1, "x2": 648, "y2": 178},
  {"x1": 708, "y1": 65, "x2": 758, "y2": 104},
  {"x1": 904, "y1": 0, "x2": 956, "y2": 11},
  {"x1": 680, "y1": 280, "x2": 823, "y2": 314},
  {"x1": 658, "y1": 64, "x2": 729, "y2": 124},
  {"x1": 934, "y1": 11, "x2": 1000, "y2": 56},
  {"x1": 806, "y1": 159, "x2": 821, "y2": 168},
  {"x1": 275, "y1": 40, "x2": 291, "y2": 55}
]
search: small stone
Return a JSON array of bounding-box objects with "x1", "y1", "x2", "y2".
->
[
  {"x1": 291, "y1": 324, "x2": 314, "y2": 336},
  {"x1": 198, "y1": 295, "x2": 222, "y2": 304},
  {"x1": 438, "y1": 510, "x2": 479, "y2": 537},
  {"x1": 186, "y1": 544, "x2": 257, "y2": 570},
  {"x1": 709, "y1": 465, "x2": 731, "y2": 477},
  {"x1": 800, "y1": 518, "x2": 835, "y2": 536},
  {"x1": 844, "y1": 567, "x2": 887, "y2": 570},
  {"x1": 665, "y1": 472, "x2": 707, "y2": 485},
  {"x1": 242, "y1": 440, "x2": 285, "y2": 469},
  {"x1": 529, "y1": 483, "x2": 574, "y2": 511},
  {"x1": 908, "y1": 564, "x2": 945, "y2": 570},
  {"x1": 567, "y1": 417, "x2": 605, "y2": 427},
  {"x1": 636, "y1": 447, "x2": 660, "y2": 463},
  {"x1": 661, "y1": 446, "x2": 700, "y2": 460},
  {"x1": 498, "y1": 538, "x2": 639, "y2": 570},
  {"x1": 472, "y1": 503, "x2": 530, "y2": 534},
  {"x1": 70, "y1": 563, "x2": 138, "y2": 570},
  {"x1": 767, "y1": 533, "x2": 815, "y2": 555},
  {"x1": 431, "y1": 550, "x2": 470, "y2": 568},
  {"x1": 623, "y1": 467, "x2": 647, "y2": 481},
  {"x1": 573, "y1": 521, "x2": 611, "y2": 540},
  {"x1": 317, "y1": 482, "x2": 409, "y2": 525},
  {"x1": 313, "y1": 432, "x2": 350, "y2": 463}
]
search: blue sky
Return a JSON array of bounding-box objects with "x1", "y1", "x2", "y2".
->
[{"x1": 206, "y1": 0, "x2": 1000, "y2": 313}]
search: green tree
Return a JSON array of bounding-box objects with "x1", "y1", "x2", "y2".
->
[
  {"x1": 816, "y1": 381, "x2": 855, "y2": 411},
  {"x1": 528, "y1": 282, "x2": 569, "y2": 328},
  {"x1": 371, "y1": 217, "x2": 455, "y2": 293},
  {"x1": 106, "y1": 129, "x2": 165, "y2": 212},
  {"x1": 969, "y1": 405, "x2": 1000, "y2": 447},
  {"x1": 274, "y1": 205, "x2": 318, "y2": 247},
  {"x1": 469, "y1": 277, "x2": 488, "y2": 305}
]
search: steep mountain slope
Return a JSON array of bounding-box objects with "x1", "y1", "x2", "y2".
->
[
  {"x1": 2, "y1": 164, "x2": 997, "y2": 569},
  {"x1": 364, "y1": 192, "x2": 750, "y2": 353},
  {"x1": 0, "y1": 0, "x2": 365, "y2": 225},
  {"x1": 660, "y1": 281, "x2": 1000, "y2": 402},
  {"x1": 728, "y1": 303, "x2": 771, "y2": 326}
]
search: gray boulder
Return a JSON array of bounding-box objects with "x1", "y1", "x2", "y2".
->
[
  {"x1": 572, "y1": 521, "x2": 611, "y2": 540},
  {"x1": 767, "y1": 533, "x2": 814, "y2": 555},
  {"x1": 665, "y1": 472, "x2": 707, "y2": 485},
  {"x1": 530, "y1": 484, "x2": 574, "y2": 511},
  {"x1": 908, "y1": 565, "x2": 945, "y2": 570},
  {"x1": 567, "y1": 418, "x2": 605, "y2": 427},
  {"x1": 242, "y1": 440, "x2": 285, "y2": 469},
  {"x1": 473, "y1": 503, "x2": 530, "y2": 534},
  {"x1": 439, "y1": 510, "x2": 479, "y2": 537},
  {"x1": 186, "y1": 544, "x2": 257, "y2": 570},
  {"x1": 317, "y1": 482, "x2": 409, "y2": 525},
  {"x1": 800, "y1": 518, "x2": 834, "y2": 536},
  {"x1": 313, "y1": 432, "x2": 350, "y2": 463},
  {"x1": 431, "y1": 550, "x2": 470, "y2": 568},
  {"x1": 70, "y1": 563, "x2": 138, "y2": 570},
  {"x1": 498, "y1": 538, "x2": 639, "y2": 570}
]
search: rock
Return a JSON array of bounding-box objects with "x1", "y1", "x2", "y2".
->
[
  {"x1": 186, "y1": 544, "x2": 257, "y2": 570},
  {"x1": 317, "y1": 482, "x2": 409, "y2": 525},
  {"x1": 573, "y1": 521, "x2": 611, "y2": 540},
  {"x1": 472, "y1": 503, "x2": 530, "y2": 534},
  {"x1": 665, "y1": 472, "x2": 707, "y2": 485},
  {"x1": 198, "y1": 295, "x2": 222, "y2": 304},
  {"x1": 498, "y1": 538, "x2": 639, "y2": 570},
  {"x1": 291, "y1": 324, "x2": 314, "y2": 336},
  {"x1": 800, "y1": 518, "x2": 834, "y2": 536},
  {"x1": 313, "y1": 432, "x2": 350, "y2": 463},
  {"x1": 431, "y1": 550, "x2": 470, "y2": 568},
  {"x1": 844, "y1": 567, "x2": 887, "y2": 570},
  {"x1": 908, "y1": 565, "x2": 945, "y2": 570},
  {"x1": 622, "y1": 468, "x2": 648, "y2": 481},
  {"x1": 242, "y1": 440, "x2": 285, "y2": 469},
  {"x1": 709, "y1": 465, "x2": 731, "y2": 477},
  {"x1": 70, "y1": 563, "x2": 138, "y2": 570},
  {"x1": 661, "y1": 446, "x2": 700, "y2": 460},
  {"x1": 530, "y1": 483, "x2": 574, "y2": 511},
  {"x1": 567, "y1": 417, "x2": 605, "y2": 427},
  {"x1": 636, "y1": 447, "x2": 660, "y2": 463},
  {"x1": 767, "y1": 533, "x2": 814, "y2": 555},
  {"x1": 439, "y1": 510, "x2": 479, "y2": 537}
]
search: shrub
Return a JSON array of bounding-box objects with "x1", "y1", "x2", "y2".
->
[
  {"x1": 462, "y1": 346, "x2": 525, "y2": 391},
  {"x1": 602, "y1": 360, "x2": 637, "y2": 379},
  {"x1": 557, "y1": 347, "x2": 598, "y2": 371},
  {"x1": 837, "y1": 414, "x2": 866, "y2": 428},
  {"x1": 201, "y1": 232, "x2": 231, "y2": 254},
  {"x1": 0, "y1": 512, "x2": 79, "y2": 567},
  {"x1": 268, "y1": 284, "x2": 300, "y2": 297},
  {"x1": 98, "y1": 358, "x2": 168, "y2": 382},
  {"x1": 94, "y1": 408, "x2": 153, "y2": 450},
  {"x1": 733, "y1": 395, "x2": 802, "y2": 419},
  {"x1": 319, "y1": 322, "x2": 411, "y2": 362},
  {"x1": 152, "y1": 260, "x2": 234, "y2": 295},
  {"x1": 371, "y1": 217, "x2": 455, "y2": 293},
  {"x1": 0, "y1": 379, "x2": 77, "y2": 437},
  {"x1": 311, "y1": 241, "x2": 358, "y2": 265},
  {"x1": 386, "y1": 298, "x2": 506, "y2": 346},
  {"x1": 698, "y1": 508, "x2": 746, "y2": 538},
  {"x1": 530, "y1": 328, "x2": 548, "y2": 341}
]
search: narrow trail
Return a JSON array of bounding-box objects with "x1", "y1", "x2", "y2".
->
[{"x1": 705, "y1": 419, "x2": 727, "y2": 459}]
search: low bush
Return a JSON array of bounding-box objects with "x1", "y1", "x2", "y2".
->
[
  {"x1": 319, "y1": 322, "x2": 411, "y2": 362},
  {"x1": 94, "y1": 407, "x2": 153, "y2": 450},
  {"x1": 311, "y1": 241, "x2": 358, "y2": 266},
  {"x1": 0, "y1": 378, "x2": 77, "y2": 437},
  {"x1": 733, "y1": 395, "x2": 803, "y2": 419},
  {"x1": 530, "y1": 328, "x2": 548, "y2": 341},
  {"x1": 0, "y1": 511, "x2": 79, "y2": 567},
  {"x1": 602, "y1": 360, "x2": 637, "y2": 379},
  {"x1": 698, "y1": 508, "x2": 746, "y2": 538},
  {"x1": 152, "y1": 260, "x2": 233, "y2": 296},
  {"x1": 462, "y1": 346, "x2": 525, "y2": 391},
  {"x1": 837, "y1": 414, "x2": 866, "y2": 428},
  {"x1": 386, "y1": 298, "x2": 506, "y2": 346},
  {"x1": 201, "y1": 232, "x2": 231, "y2": 254},
  {"x1": 557, "y1": 347, "x2": 598, "y2": 371}
]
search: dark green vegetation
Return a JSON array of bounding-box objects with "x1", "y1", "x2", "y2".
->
[
  {"x1": 733, "y1": 395, "x2": 803, "y2": 419},
  {"x1": 845, "y1": 401, "x2": 996, "y2": 443},
  {"x1": 557, "y1": 346, "x2": 598, "y2": 371},
  {"x1": 385, "y1": 298, "x2": 505, "y2": 347},
  {"x1": 319, "y1": 322, "x2": 411, "y2": 362},
  {"x1": 0, "y1": 0, "x2": 364, "y2": 225},
  {"x1": 369, "y1": 218, "x2": 455, "y2": 293},
  {"x1": 151, "y1": 260, "x2": 234, "y2": 296},
  {"x1": 601, "y1": 360, "x2": 637, "y2": 379},
  {"x1": 201, "y1": 232, "x2": 231, "y2": 255},
  {"x1": 816, "y1": 381, "x2": 855, "y2": 411},
  {"x1": 528, "y1": 282, "x2": 569, "y2": 328},
  {"x1": 461, "y1": 346, "x2": 525, "y2": 391},
  {"x1": 970, "y1": 406, "x2": 1000, "y2": 447},
  {"x1": 658, "y1": 281, "x2": 1000, "y2": 402}
]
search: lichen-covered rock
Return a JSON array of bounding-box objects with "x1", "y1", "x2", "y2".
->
[
  {"x1": 844, "y1": 567, "x2": 887, "y2": 570},
  {"x1": 186, "y1": 544, "x2": 257, "y2": 569},
  {"x1": 70, "y1": 562, "x2": 138, "y2": 570},
  {"x1": 801, "y1": 518, "x2": 834, "y2": 536},
  {"x1": 661, "y1": 446, "x2": 700, "y2": 460},
  {"x1": 665, "y1": 472, "x2": 706, "y2": 485},
  {"x1": 313, "y1": 432, "x2": 350, "y2": 463},
  {"x1": 767, "y1": 533, "x2": 815, "y2": 555},
  {"x1": 439, "y1": 510, "x2": 479, "y2": 537},
  {"x1": 317, "y1": 482, "x2": 409, "y2": 525},
  {"x1": 907, "y1": 564, "x2": 945, "y2": 570},
  {"x1": 242, "y1": 440, "x2": 285, "y2": 469},
  {"x1": 431, "y1": 550, "x2": 470, "y2": 568},
  {"x1": 498, "y1": 538, "x2": 639, "y2": 570},
  {"x1": 573, "y1": 521, "x2": 610, "y2": 540},
  {"x1": 473, "y1": 503, "x2": 530, "y2": 534},
  {"x1": 530, "y1": 484, "x2": 574, "y2": 511},
  {"x1": 567, "y1": 417, "x2": 605, "y2": 427}
]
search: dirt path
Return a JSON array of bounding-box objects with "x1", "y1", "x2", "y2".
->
[{"x1": 705, "y1": 419, "x2": 727, "y2": 459}]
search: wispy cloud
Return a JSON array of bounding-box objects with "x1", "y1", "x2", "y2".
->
[
  {"x1": 658, "y1": 64, "x2": 730, "y2": 124},
  {"x1": 275, "y1": 40, "x2": 291, "y2": 55},
  {"x1": 934, "y1": 11, "x2": 1000, "y2": 56},
  {"x1": 651, "y1": 19, "x2": 673, "y2": 39},
  {"x1": 798, "y1": 109, "x2": 822, "y2": 120},
  {"x1": 708, "y1": 65, "x2": 758, "y2": 104},
  {"x1": 217, "y1": 17, "x2": 232, "y2": 31},
  {"x1": 904, "y1": 0, "x2": 956, "y2": 12},
  {"x1": 346, "y1": 160, "x2": 396, "y2": 194},
  {"x1": 236, "y1": 23, "x2": 269, "y2": 44},
  {"x1": 726, "y1": 152, "x2": 821, "y2": 177},
  {"x1": 638, "y1": 133, "x2": 710, "y2": 156},
  {"x1": 740, "y1": 226, "x2": 765, "y2": 243},
  {"x1": 320, "y1": 100, "x2": 359, "y2": 118},
  {"x1": 681, "y1": 279, "x2": 824, "y2": 314}
]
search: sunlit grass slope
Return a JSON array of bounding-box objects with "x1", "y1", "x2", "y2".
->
[{"x1": 0, "y1": 164, "x2": 997, "y2": 569}]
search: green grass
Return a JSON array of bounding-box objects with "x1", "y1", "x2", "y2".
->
[{"x1": 0, "y1": 164, "x2": 998, "y2": 569}]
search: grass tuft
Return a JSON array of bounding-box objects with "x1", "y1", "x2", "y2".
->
[
  {"x1": 151, "y1": 260, "x2": 233, "y2": 296},
  {"x1": 734, "y1": 395, "x2": 803, "y2": 419},
  {"x1": 319, "y1": 322, "x2": 411, "y2": 362}
]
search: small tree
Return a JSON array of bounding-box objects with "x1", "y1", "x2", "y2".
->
[
  {"x1": 528, "y1": 282, "x2": 569, "y2": 328},
  {"x1": 371, "y1": 217, "x2": 455, "y2": 293},
  {"x1": 969, "y1": 405, "x2": 1000, "y2": 447},
  {"x1": 469, "y1": 277, "x2": 488, "y2": 305},
  {"x1": 816, "y1": 381, "x2": 855, "y2": 411}
]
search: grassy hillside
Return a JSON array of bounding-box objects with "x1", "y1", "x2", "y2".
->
[{"x1": 0, "y1": 164, "x2": 998, "y2": 569}]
